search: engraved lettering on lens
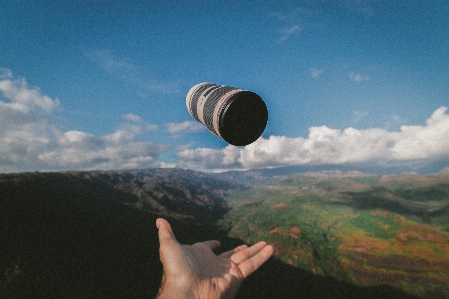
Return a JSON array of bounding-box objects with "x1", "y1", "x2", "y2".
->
[{"x1": 186, "y1": 83, "x2": 268, "y2": 146}]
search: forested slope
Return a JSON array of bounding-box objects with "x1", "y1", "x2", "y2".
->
[{"x1": 1, "y1": 170, "x2": 427, "y2": 298}]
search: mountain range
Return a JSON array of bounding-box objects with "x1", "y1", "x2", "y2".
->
[{"x1": 2, "y1": 168, "x2": 447, "y2": 298}]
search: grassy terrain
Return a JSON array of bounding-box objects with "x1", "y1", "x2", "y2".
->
[
  {"x1": 1, "y1": 170, "x2": 446, "y2": 298},
  {"x1": 219, "y1": 174, "x2": 449, "y2": 298}
]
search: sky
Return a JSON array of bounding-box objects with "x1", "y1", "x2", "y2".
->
[{"x1": 1, "y1": 0, "x2": 448, "y2": 174}]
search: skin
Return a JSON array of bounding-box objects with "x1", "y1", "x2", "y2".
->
[{"x1": 156, "y1": 218, "x2": 274, "y2": 299}]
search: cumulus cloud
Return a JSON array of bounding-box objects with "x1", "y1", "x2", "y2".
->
[
  {"x1": 3, "y1": 68, "x2": 448, "y2": 174},
  {"x1": 121, "y1": 113, "x2": 159, "y2": 132},
  {"x1": 55, "y1": 122, "x2": 167, "y2": 170},
  {"x1": 177, "y1": 106, "x2": 449, "y2": 171},
  {"x1": 165, "y1": 121, "x2": 205, "y2": 134},
  {"x1": 0, "y1": 68, "x2": 60, "y2": 113},
  {"x1": 0, "y1": 69, "x2": 169, "y2": 173},
  {"x1": 37, "y1": 137, "x2": 166, "y2": 171}
]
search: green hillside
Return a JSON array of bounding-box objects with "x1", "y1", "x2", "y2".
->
[{"x1": 219, "y1": 174, "x2": 449, "y2": 298}]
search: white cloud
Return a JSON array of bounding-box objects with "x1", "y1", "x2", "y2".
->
[
  {"x1": 83, "y1": 49, "x2": 180, "y2": 94},
  {"x1": 311, "y1": 68, "x2": 323, "y2": 78},
  {"x1": 122, "y1": 114, "x2": 159, "y2": 131},
  {"x1": 350, "y1": 72, "x2": 369, "y2": 82},
  {"x1": 278, "y1": 25, "x2": 300, "y2": 43},
  {"x1": 177, "y1": 106, "x2": 449, "y2": 171},
  {"x1": 353, "y1": 111, "x2": 368, "y2": 123},
  {"x1": 391, "y1": 115, "x2": 407, "y2": 124},
  {"x1": 0, "y1": 69, "x2": 169, "y2": 173},
  {"x1": 0, "y1": 68, "x2": 60, "y2": 113},
  {"x1": 60, "y1": 131, "x2": 101, "y2": 148},
  {"x1": 123, "y1": 113, "x2": 144, "y2": 123},
  {"x1": 3, "y1": 69, "x2": 448, "y2": 174},
  {"x1": 385, "y1": 114, "x2": 408, "y2": 130},
  {"x1": 165, "y1": 121, "x2": 205, "y2": 134},
  {"x1": 270, "y1": 8, "x2": 302, "y2": 43},
  {"x1": 37, "y1": 139, "x2": 166, "y2": 171},
  {"x1": 159, "y1": 161, "x2": 177, "y2": 169}
]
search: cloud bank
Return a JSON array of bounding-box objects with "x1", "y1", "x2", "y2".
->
[
  {"x1": 177, "y1": 106, "x2": 449, "y2": 172},
  {"x1": 1, "y1": 68, "x2": 448, "y2": 174},
  {"x1": 0, "y1": 69, "x2": 168, "y2": 172}
]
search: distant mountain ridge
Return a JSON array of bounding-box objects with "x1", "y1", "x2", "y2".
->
[
  {"x1": 3, "y1": 168, "x2": 247, "y2": 223},
  {"x1": 80, "y1": 168, "x2": 248, "y2": 223},
  {"x1": 218, "y1": 159, "x2": 449, "y2": 180}
]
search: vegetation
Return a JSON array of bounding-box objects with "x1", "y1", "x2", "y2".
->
[
  {"x1": 219, "y1": 174, "x2": 449, "y2": 298},
  {"x1": 2, "y1": 170, "x2": 448, "y2": 298}
]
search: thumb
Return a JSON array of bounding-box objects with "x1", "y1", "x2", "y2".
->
[
  {"x1": 156, "y1": 218, "x2": 178, "y2": 247},
  {"x1": 156, "y1": 218, "x2": 184, "y2": 270}
]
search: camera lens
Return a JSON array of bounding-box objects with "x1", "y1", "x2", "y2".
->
[{"x1": 186, "y1": 83, "x2": 268, "y2": 146}]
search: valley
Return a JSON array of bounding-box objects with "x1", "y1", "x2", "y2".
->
[{"x1": 1, "y1": 169, "x2": 448, "y2": 298}]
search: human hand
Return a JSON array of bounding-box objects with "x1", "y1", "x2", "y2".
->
[{"x1": 155, "y1": 218, "x2": 274, "y2": 299}]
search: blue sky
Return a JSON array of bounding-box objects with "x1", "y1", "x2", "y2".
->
[{"x1": 1, "y1": 0, "x2": 448, "y2": 173}]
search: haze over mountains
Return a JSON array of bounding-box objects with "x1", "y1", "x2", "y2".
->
[{"x1": 2, "y1": 168, "x2": 448, "y2": 298}]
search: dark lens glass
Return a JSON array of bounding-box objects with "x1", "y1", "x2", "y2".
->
[{"x1": 219, "y1": 91, "x2": 268, "y2": 146}]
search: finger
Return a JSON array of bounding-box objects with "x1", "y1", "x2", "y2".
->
[
  {"x1": 201, "y1": 240, "x2": 221, "y2": 251},
  {"x1": 230, "y1": 241, "x2": 268, "y2": 265},
  {"x1": 238, "y1": 244, "x2": 274, "y2": 278},
  {"x1": 220, "y1": 244, "x2": 248, "y2": 259},
  {"x1": 156, "y1": 218, "x2": 179, "y2": 247}
]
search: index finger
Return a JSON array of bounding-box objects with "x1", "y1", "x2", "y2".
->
[
  {"x1": 231, "y1": 241, "x2": 268, "y2": 264},
  {"x1": 220, "y1": 244, "x2": 248, "y2": 259},
  {"x1": 237, "y1": 244, "x2": 274, "y2": 278}
]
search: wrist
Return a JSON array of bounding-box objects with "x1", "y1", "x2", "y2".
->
[{"x1": 156, "y1": 277, "x2": 196, "y2": 299}]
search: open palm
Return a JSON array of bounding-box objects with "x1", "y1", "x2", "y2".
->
[{"x1": 156, "y1": 218, "x2": 274, "y2": 299}]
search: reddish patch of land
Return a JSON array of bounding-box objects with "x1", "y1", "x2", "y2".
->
[
  {"x1": 271, "y1": 203, "x2": 292, "y2": 210},
  {"x1": 268, "y1": 226, "x2": 301, "y2": 239},
  {"x1": 372, "y1": 210, "x2": 391, "y2": 218}
]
